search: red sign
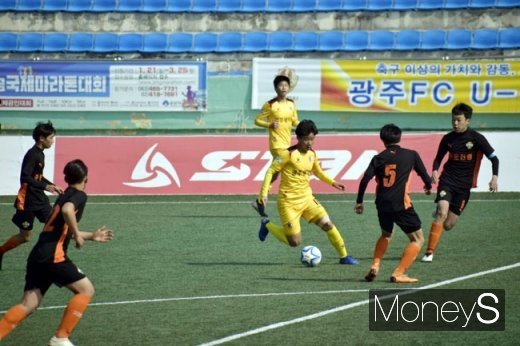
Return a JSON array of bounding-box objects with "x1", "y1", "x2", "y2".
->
[{"x1": 54, "y1": 134, "x2": 443, "y2": 195}]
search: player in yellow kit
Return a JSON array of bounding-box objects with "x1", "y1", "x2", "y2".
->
[
  {"x1": 252, "y1": 75, "x2": 299, "y2": 217},
  {"x1": 257, "y1": 120, "x2": 359, "y2": 265}
]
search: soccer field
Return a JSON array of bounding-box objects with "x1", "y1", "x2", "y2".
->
[{"x1": 1, "y1": 193, "x2": 519, "y2": 346}]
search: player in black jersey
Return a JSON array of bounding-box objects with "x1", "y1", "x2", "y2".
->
[
  {"x1": 355, "y1": 124, "x2": 432, "y2": 283},
  {"x1": 0, "y1": 121, "x2": 63, "y2": 271},
  {"x1": 421, "y1": 103, "x2": 499, "y2": 262},
  {"x1": 0, "y1": 160, "x2": 113, "y2": 346}
]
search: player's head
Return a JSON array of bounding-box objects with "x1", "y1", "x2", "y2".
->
[
  {"x1": 296, "y1": 120, "x2": 318, "y2": 153},
  {"x1": 380, "y1": 124, "x2": 401, "y2": 146},
  {"x1": 33, "y1": 121, "x2": 56, "y2": 149},
  {"x1": 451, "y1": 103, "x2": 472, "y2": 133},
  {"x1": 64, "y1": 159, "x2": 88, "y2": 185},
  {"x1": 273, "y1": 75, "x2": 290, "y2": 89}
]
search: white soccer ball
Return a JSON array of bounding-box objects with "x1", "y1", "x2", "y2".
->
[{"x1": 300, "y1": 245, "x2": 322, "y2": 267}]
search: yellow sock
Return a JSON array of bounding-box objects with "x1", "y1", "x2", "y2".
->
[
  {"x1": 326, "y1": 226, "x2": 347, "y2": 258},
  {"x1": 266, "y1": 222, "x2": 289, "y2": 245}
]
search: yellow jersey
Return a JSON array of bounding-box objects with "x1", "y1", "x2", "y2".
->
[{"x1": 255, "y1": 98, "x2": 299, "y2": 152}]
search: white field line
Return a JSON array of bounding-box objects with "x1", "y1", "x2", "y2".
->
[
  {"x1": 198, "y1": 262, "x2": 520, "y2": 346},
  {"x1": 1, "y1": 199, "x2": 518, "y2": 206}
]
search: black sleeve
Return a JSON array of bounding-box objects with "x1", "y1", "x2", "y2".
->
[
  {"x1": 356, "y1": 158, "x2": 376, "y2": 204},
  {"x1": 432, "y1": 136, "x2": 448, "y2": 171},
  {"x1": 414, "y1": 151, "x2": 432, "y2": 190},
  {"x1": 475, "y1": 132, "x2": 498, "y2": 176},
  {"x1": 490, "y1": 156, "x2": 499, "y2": 176}
]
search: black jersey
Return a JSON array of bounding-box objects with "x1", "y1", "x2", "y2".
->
[
  {"x1": 14, "y1": 145, "x2": 52, "y2": 211},
  {"x1": 434, "y1": 129, "x2": 495, "y2": 189},
  {"x1": 357, "y1": 145, "x2": 432, "y2": 212},
  {"x1": 28, "y1": 187, "x2": 87, "y2": 264}
]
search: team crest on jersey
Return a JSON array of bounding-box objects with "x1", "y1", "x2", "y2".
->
[
  {"x1": 439, "y1": 190, "x2": 447, "y2": 197},
  {"x1": 466, "y1": 141, "x2": 474, "y2": 150},
  {"x1": 274, "y1": 156, "x2": 282, "y2": 163},
  {"x1": 22, "y1": 221, "x2": 30, "y2": 229}
]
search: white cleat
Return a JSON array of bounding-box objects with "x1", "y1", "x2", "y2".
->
[
  {"x1": 49, "y1": 336, "x2": 75, "y2": 346},
  {"x1": 421, "y1": 253, "x2": 434, "y2": 262}
]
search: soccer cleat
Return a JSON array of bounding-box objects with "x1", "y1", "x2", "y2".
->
[
  {"x1": 391, "y1": 274, "x2": 419, "y2": 283},
  {"x1": 421, "y1": 253, "x2": 434, "y2": 262},
  {"x1": 339, "y1": 255, "x2": 359, "y2": 265},
  {"x1": 48, "y1": 336, "x2": 75, "y2": 346},
  {"x1": 258, "y1": 217, "x2": 269, "y2": 241},
  {"x1": 251, "y1": 199, "x2": 268, "y2": 217},
  {"x1": 364, "y1": 267, "x2": 379, "y2": 282}
]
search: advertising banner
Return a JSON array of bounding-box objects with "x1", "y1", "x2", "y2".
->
[
  {"x1": 252, "y1": 58, "x2": 520, "y2": 113},
  {"x1": 0, "y1": 61, "x2": 207, "y2": 111}
]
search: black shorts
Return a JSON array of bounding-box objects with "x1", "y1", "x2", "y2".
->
[
  {"x1": 12, "y1": 204, "x2": 52, "y2": 231},
  {"x1": 378, "y1": 207, "x2": 422, "y2": 234},
  {"x1": 435, "y1": 184, "x2": 471, "y2": 216},
  {"x1": 24, "y1": 261, "x2": 86, "y2": 295}
]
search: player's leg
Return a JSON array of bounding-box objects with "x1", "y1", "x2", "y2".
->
[
  {"x1": 365, "y1": 211, "x2": 394, "y2": 281},
  {"x1": 392, "y1": 209, "x2": 424, "y2": 283},
  {"x1": 422, "y1": 187, "x2": 451, "y2": 262},
  {"x1": 0, "y1": 289, "x2": 43, "y2": 340},
  {"x1": 0, "y1": 212, "x2": 36, "y2": 270}
]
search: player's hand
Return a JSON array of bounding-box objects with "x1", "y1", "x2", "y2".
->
[
  {"x1": 270, "y1": 121, "x2": 279, "y2": 129},
  {"x1": 261, "y1": 196, "x2": 268, "y2": 206},
  {"x1": 431, "y1": 170, "x2": 439, "y2": 185},
  {"x1": 489, "y1": 175, "x2": 498, "y2": 192},
  {"x1": 75, "y1": 235, "x2": 85, "y2": 249},
  {"x1": 332, "y1": 182, "x2": 345, "y2": 191},
  {"x1": 93, "y1": 226, "x2": 113, "y2": 243},
  {"x1": 354, "y1": 203, "x2": 364, "y2": 214},
  {"x1": 46, "y1": 184, "x2": 64, "y2": 195}
]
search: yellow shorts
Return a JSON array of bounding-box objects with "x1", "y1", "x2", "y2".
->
[{"x1": 278, "y1": 196, "x2": 328, "y2": 236}]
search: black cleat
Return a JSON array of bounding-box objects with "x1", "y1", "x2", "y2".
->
[{"x1": 251, "y1": 199, "x2": 268, "y2": 217}]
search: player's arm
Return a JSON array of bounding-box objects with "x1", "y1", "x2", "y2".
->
[
  {"x1": 291, "y1": 102, "x2": 300, "y2": 127},
  {"x1": 477, "y1": 133, "x2": 499, "y2": 192},
  {"x1": 432, "y1": 136, "x2": 449, "y2": 184},
  {"x1": 312, "y1": 157, "x2": 336, "y2": 187},
  {"x1": 62, "y1": 201, "x2": 85, "y2": 249},
  {"x1": 355, "y1": 159, "x2": 376, "y2": 214},
  {"x1": 78, "y1": 226, "x2": 113, "y2": 243},
  {"x1": 254, "y1": 103, "x2": 271, "y2": 129},
  {"x1": 414, "y1": 152, "x2": 433, "y2": 194}
]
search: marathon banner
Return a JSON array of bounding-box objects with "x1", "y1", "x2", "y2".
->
[
  {"x1": 1, "y1": 133, "x2": 517, "y2": 196},
  {"x1": 252, "y1": 58, "x2": 520, "y2": 113},
  {"x1": 0, "y1": 61, "x2": 207, "y2": 111}
]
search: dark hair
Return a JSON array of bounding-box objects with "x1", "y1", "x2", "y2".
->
[
  {"x1": 273, "y1": 75, "x2": 290, "y2": 89},
  {"x1": 380, "y1": 123, "x2": 402, "y2": 145},
  {"x1": 296, "y1": 119, "x2": 318, "y2": 137},
  {"x1": 452, "y1": 102, "x2": 473, "y2": 119},
  {"x1": 64, "y1": 159, "x2": 88, "y2": 185},
  {"x1": 32, "y1": 121, "x2": 56, "y2": 141}
]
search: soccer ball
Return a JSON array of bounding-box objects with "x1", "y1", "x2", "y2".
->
[{"x1": 300, "y1": 245, "x2": 322, "y2": 267}]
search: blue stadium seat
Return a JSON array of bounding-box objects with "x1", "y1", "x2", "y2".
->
[
  {"x1": 473, "y1": 29, "x2": 498, "y2": 49},
  {"x1": 498, "y1": 28, "x2": 520, "y2": 48},
  {"x1": 68, "y1": 32, "x2": 94, "y2": 51},
  {"x1": 469, "y1": 0, "x2": 497, "y2": 8},
  {"x1": 417, "y1": 0, "x2": 444, "y2": 9},
  {"x1": 142, "y1": 0, "x2": 168, "y2": 12},
  {"x1": 42, "y1": 32, "x2": 68, "y2": 51},
  {"x1": 17, "y1": 0, "x2": 43, "y2": 11},
  {"x1": 343, "y1": 30, "x2": 369, "y2": 51},
  {"x1": 393, "y1": 0, "x2": 418, "y2": 10},
  {"x1": 318, "y1": 31, "x2": 343, "y2": 51},
  {"x1": 93, "y1": 33, "x2": 118, "y2": 52},
  {"x1": 67, "y1": 0, "x2": 92, "y2": 11},
  {"x1": 218, "y1": 0, "x2": 242, "y2": 12},
  {"x1": 192, "y1": 0, "x2": 217, "y2": 12},
  {"x1": 217, "y1": 32, "x2": 242, "y2": 52},
  {"x1": 445, "y1": 0, "x2": 470, "y2": 8},
  {"x1": 445, "y1": 29, "x2": 472, "y2": 49},
  {"x1": 242, "y1": 0, "x2": 267, "y2": 11},
  {"x1": 166, "y1": 0, "x2": 192, "y2": 12},
  {"x1": 293, "y1": 32, "x2": 318, "y2": 51},
  {"x1": 368, "y1": 0, "x2": 394, "y2": 11},
  {"x1": 395, "y1": 30, "x2": 420, "y2": 50},
  {"x1": 141, "y1": 33, "x2": 167, "y2": 53},
  {"x1": 18, "y1": 33, "x2": 43, "y2": 52},
  {"x1": 0, "y1": 33, "x2": 18, "y2": 52},
  {"x1": 420, "y1": 29, "x2": 446, "y2": 50},
  {"x1": 167, "y1": 33, "x2": 193, "y2": 52},
  {"x1": 496, "y1": 0, "x2": 520, "y2": 7},
  {"x1": 0, "y1": 0, "x2": 17, "y2": 11},
  {"x1": 369, "y1": 30, "x2": 394, "y2": 50},
  {"x1": 293, "y1": 0, "x2": 318, "y2": 12},
  {"x1": 342, "y1": 0, "x2": 369, "y2": 10},
  {"x1": 91, "y1": 0, "x2": 117, "y2": 12},
  {"x1": 243, "y1": 32, "x2": 268, "y2": 52},
  {"x1": 42, "y1": 0, "x2": 68, "y2": 11},
  {"x1": 118, "y1": 0, "x2": 142, "y2": 12},
  {"x1": 118, "y1": 33, "x2": 143, "y2": 52},
  {"x1": 268, "y1": 31, "x2": 293, "y2": 51},
  {"x1": 193, "y1": 33, "x2": 218, "y2": 52},
  {"x1": 266, "y1": 0, "x2": 292, "y2": 12}
]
